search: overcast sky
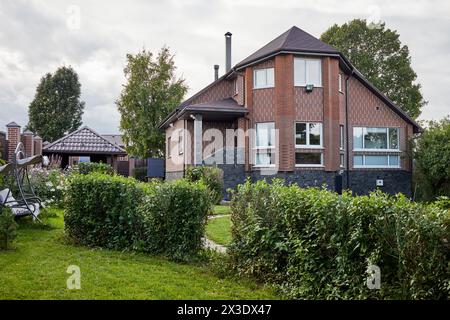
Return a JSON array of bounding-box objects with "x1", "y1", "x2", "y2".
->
[{"x1": 1, "y1": 0, "x2": 449, "y2": 135}]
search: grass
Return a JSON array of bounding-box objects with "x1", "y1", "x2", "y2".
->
[
  {"x1": 206, "y1": 215, "x2": 232, "y2": 246},
  {"x1": 0, "y1": 208, "x2": 277, "y2": 300},
  {"x1": 212, "y1": 205, "x2": 231, "y2": 216}
]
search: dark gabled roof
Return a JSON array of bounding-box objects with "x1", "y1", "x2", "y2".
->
[
  {"x1": 102, "y1": 134, "x2": 124, "y2": 148},
  {"x1": 43, "y1": 126, "x2": 126, "y2": 155},
  {"x1": 6, "y1": 121, "x2": 20, "y2": 128},
  {"x1": 159, "y1": 98, "x2": 247, "y2": 129},
  {"x1": 235, "y1": 26, "x2": 339, "y2": 69}
]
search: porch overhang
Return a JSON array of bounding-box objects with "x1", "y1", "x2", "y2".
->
[{"x1": 158, "y1": 98, "x2": 248, "y2": 129}]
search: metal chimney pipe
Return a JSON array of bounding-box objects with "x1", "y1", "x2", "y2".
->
[
  {"x1": 225, "y1": 32, "x2": 232, "y2": 72},
  {"x1": 214, "y1": 65, "x2": 219, "y2": 81}
]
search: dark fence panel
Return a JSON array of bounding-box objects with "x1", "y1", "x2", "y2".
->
[{"x1": 147, "y1": 158, "x2": 165, "y2": 178}]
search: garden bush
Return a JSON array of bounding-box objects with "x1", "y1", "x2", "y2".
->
[
  {"x1": 29, "y1": 167, "x2": 67, "y2": 206},
  {"x1": 77, "y1": 162, "x2": 114, "y2": 175},
  {"x1": 133, "y1": 166, "x2": 147, "y2": 182},
  {"x1": 0, "y1": 208, "x2": 18, "y2": 250},
  {"x1": 64, "y1": 173, "x2": 212, "y2": 261},
  {"x1": 185, "y1": 166, "x2": 223, "y2": 204},
  {"x1": 139, "y1": 179, "x2": 212, "y2": 261},
  {"x1": 64, "y1": 173, "x2": 149, "y2": 249},
  {"x1": 229, "y1": 179, "x2": 450, "y2": 299}
]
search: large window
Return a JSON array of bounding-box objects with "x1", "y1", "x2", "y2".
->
[
  {"x1": 353, "y1": 155, "x2": 400, "y2": 168},
  {"x1": 295, "y1": 122, "x2": 322, "y2": 147},
  {"x1": 178, "y1": 130, "x2": 184, "y2": 155},
  {"x1": 294, "y1": 58, "x2": 322, "y2": 87},
  {"x1": 255, "y1": 122, "x2": 275, "y2": 166},
  {"x1": 353, "y1": 127, "x2": 399, "y2": 151},
  {"x1": 253, "y1": 68, "x2": 274, "y2": 89}
]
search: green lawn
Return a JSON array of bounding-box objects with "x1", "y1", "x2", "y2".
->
[
  {"x1": 206, "y1": 215, "x2": 232, "y2": 246},
  {"x1": 0, "y1": 209, "x2": 276, "y2": 300},
  {"x1": 212, "y1": 205, "x2": 231, "y2": 216}
]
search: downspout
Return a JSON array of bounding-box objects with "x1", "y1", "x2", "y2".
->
[{"x1": 345, "y1": 70, "x2": 353, "y2": 189}]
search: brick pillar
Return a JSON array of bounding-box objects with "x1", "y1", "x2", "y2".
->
[
  {"x1": 33, "y1": 135, "x2": 43, "y2": 156},
  {"x1": 0, "y1": 131, "x2": 6, "y2": 161},
  {"x1": 22, "y1": 130, "x2": 34, "y2": 157},
  {"x1": 275, "y1": 54, "x2": 295, "y2": 171},
  {"x1": 6, "y1": 122, "x2": 21, "y2": 162},
  {"x1": 323, "y1": 57, "x2": 341, "y2": 171}
]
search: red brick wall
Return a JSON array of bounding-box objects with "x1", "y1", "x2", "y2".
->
[
  {"x1": 294, "y1": 87, "x2": 323, "y2": 122},
  {"x1": 7, "y1": 126, "x2": 20, "y2": 162}
]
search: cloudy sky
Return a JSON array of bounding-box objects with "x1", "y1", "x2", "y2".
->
[{"x1": 1, "y1": 0, "x2": 449, "y2": 135}]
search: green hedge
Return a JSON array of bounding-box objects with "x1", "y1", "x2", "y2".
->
[
  {"x1": 64, "y1": 173, "x2": 211, "y2": 260},
  {"x1": 77, "y1": 162, "x2": 114, "y2": 175},
  {"x1": 139, "y1": 179, "x2": 211, "y2": 260},
  {"x1": 229, "y1": 179, "x2": 450, "y2": 299},
  {"x1": 185, "y1": 166, "x2": 224, "y2": 204},
  {"x1": 0, "y1": 208, "x2": 17, "y2": 250}
]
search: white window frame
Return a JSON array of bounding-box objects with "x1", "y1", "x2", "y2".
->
[
  {"x1": 353, "y1": 154, "x2": 400, "y2": 169},
  {"x1": 254, "y1": 122, "x2": 276, "y2": 167},
  {"x1": 340, "y1": 125, "x2": 344, "y2": 150},
  {"x1": 294, "y1": 57, "x2": 322, "y2": 87},
  {"x1": 295, "y1": 152, "x2": 324, "y2": 167},
  {"x1": 253, "y1": 68, "x2": 274, "y2": 89},
  {"x1": 234, "y1": 78, "x2": 239, "y2": 95},
  {"x1": 338, "y1": 74, "x2": 343, "y2": 93},
  {"x1": 340, "y1": 153, "x2": 345, "y2": 168},
  {"x1": 178, "y1": 129, "x2": 184, "y2": 155},
  {"x1": 295, "y1": 122, "x2": 323, "y2": 148},
  {"x1": 353, "y1": 127, "x2": 400, "y2": 152}
]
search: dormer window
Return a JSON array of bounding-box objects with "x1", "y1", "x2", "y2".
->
[
  {"x1": 294, "y1": 58, "x2": 322, "y2": 87},
  {"x1": 253, "y1": 68, "x2": 274, "y2": 89}
]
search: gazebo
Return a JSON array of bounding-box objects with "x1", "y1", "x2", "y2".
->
[{"x1": 42, "y1": 126, "x2": 127, "y2": 171}]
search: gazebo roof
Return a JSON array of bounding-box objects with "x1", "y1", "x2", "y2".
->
[{"x1": 42, "y1": 126, "x2": 126, "y2": 155}]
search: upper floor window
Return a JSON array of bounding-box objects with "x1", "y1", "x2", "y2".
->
[
  {"x1": 353, "y1": 127, "x2": 399, "y2": 151},
  {"x1": 253, "y1": 68, "x2": 274, "y2": 89},
  {"x1": 295, "y1": 122, "x2": 322, "y2": 147},
  {"x1": 167, "y1": 137, "x2": 172, "y2": 158},
  {"x1": 294, "y1": 58, "x2": 322, "y2": 87},
  {"x1": 338, "y1": 74, "x2": 343, "y2": 93},
  {"x1": 340, "y1": 125, "x2": 344, "y2": 150},
  {"x1": 178, "y1": 130, "x2": 184, "y2": 155}
]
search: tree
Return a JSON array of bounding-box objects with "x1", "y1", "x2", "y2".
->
[
  {"x1": 321, "y1": 19, "x2": 426, "y2": 119},
  {"x1": 116, "y1": 47, "x2": 188, "y2": 158},
  {"x1": 414, "y1": 117, "x2": 450, "y2": 201},
  {"x1": 28, "y1": 66, "x2": 85, "y2": 142}
]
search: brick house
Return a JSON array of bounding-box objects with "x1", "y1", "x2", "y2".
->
[{"x1": 159, "y1": 26, "x2": 421, "y2": 197}]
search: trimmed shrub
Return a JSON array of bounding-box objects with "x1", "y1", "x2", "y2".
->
[
  {"x1": 77, "y1": 162, "x2": 114, "y2": 175},
  {"x1": 64, "y1": 173, "x2": 212, "y2": 261},
  {"x1": 64, "y1": 173, "x2": 149, "y2": 249},
  {"x1": 139, "y1": 179, "x2": 212, "y2": 261},
  {"x1": 185, "y1": 166, "x2": 223, "y2": 204},
  {"x1": 0, "y1": 208, "x2": 18, "y2": 250},
  {"x1": 229, "y1": 179, "x2": 450, "y2": 299}
]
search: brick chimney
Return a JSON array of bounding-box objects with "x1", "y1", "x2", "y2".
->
[
  {"x1": 6, "y1": 122, "x2": 21, "y2": 162},
  {"x1": 33, "y1": 135, "x2": 43, "y2": 156},
  {"x1": 22, "y1": 130, "x2": 34, "y2": 157}
]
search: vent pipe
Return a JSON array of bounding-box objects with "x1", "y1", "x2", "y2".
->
[
  {"x1": 214, "y1": 64, "x2": 219, "y2": 81},
  {"x1": 225, "y1": 32, "x2": 232, "y2": 72}
]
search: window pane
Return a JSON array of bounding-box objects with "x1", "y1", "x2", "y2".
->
[
  {"x1": 338, "y1": 74, "x2": 342, "y2": 92},
  {"x1": 306, "y1": 59, "x2": 321, "y2": 86},
  {"x1": 254, "y1": 69, "x2": 266, "y2": 88},
  {"x1": 340, "y1": 125, "x2": 344, "y2": 149},
  {"x1": 256, "y1": 122, "x2": 274, "y2": 147},
  {"x1": 389, "y1": 128, "x2": 399, "y2": 149},
  {"x1": 364, "y1": 128, "x2": 387, "y2": 149},
  {"x1": 296, "y1": 152, "x2": 322, "y2": 165},
  {"x1": 294, "y1": 59, "x2": 306, "y2": 85},
  {"x1": 295, "y1": 123, "x2": 307, "y2": 145},
  {"x1": 365, "y1": 155, "x2": 388, "y2": 166},
  {"x1": 389, "y1": 155, "x2": 399, "y2": 166},
  {"x1": 353, "y1": 127, "x2": 363, "y2": 149},
  {"x1": 256, "y1": 152, "x2": 272, "y2": 165},
  {"x1": 266, "y1": 68, "x2": 274, "y2": 86},
  {"x1": 340, "y1": 154, "x2": 344, "y2": 167},
  {"x1": 309, "y1": 123, "x2": 321, "y2": 145},
  {"x1": 353, "y1": 155, "x2": 363, "y2": 166}
]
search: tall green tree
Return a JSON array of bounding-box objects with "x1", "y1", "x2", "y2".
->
[
  {"x1": 28, "y1": 66, "x2": 85, "y2": 142},
  {"x1": 414, "y1": 117, "x2": 450, "y2": 201},
  {"x1": 116, "y1": 47, "x2": 188, "y2": 158},
  {"x1": 321, "y1": 19, "x2": 426, "y2": 119}
]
